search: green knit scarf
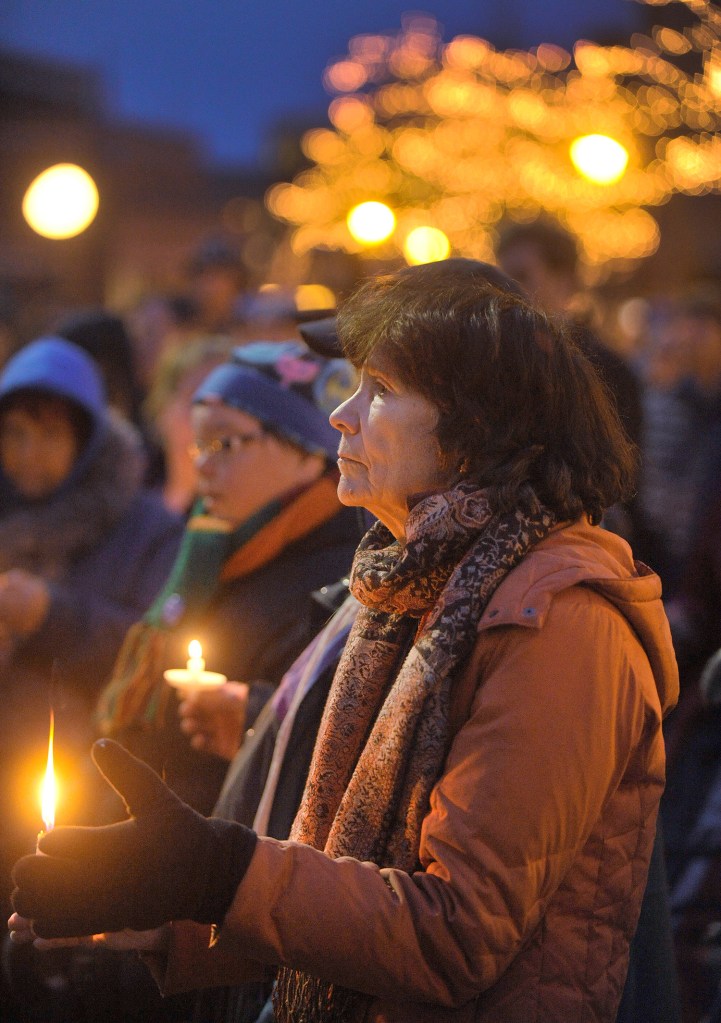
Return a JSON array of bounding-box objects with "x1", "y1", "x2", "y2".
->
[{"x1": 96, "y1": 498, "x2": 280, "y2": 733}]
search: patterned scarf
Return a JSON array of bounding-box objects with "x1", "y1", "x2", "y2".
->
[{"x1": 274, "y1": 481, "x2": 554, "y2": 1023}]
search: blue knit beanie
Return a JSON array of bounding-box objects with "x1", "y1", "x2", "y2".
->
[{"x1": 193, "y1": 341, "x2": 355, "y2": 460}]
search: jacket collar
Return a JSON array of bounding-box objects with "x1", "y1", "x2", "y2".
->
[{"x1": 478, "y1": 517, "x2": 678, "y2": 716}]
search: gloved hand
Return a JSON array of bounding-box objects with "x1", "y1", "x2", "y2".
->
[{"x1": 12, "y1": 738, "x2": 257, "y2": 939}]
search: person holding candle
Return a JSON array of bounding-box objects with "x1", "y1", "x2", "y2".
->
[
  {"x1": 0, "y1": 336, "x2": 183, "y2": 1018},
  {"x1": 11, "y1": 261, "x2": 679, "y2": 1023},
  {"x1": 95, "y1": 340, "x2": 362, "y2": 815},
  {"x1": 0, "y1": 336, "x2": 182, "y2": 840},
  {"x1": 3, "y1": 339, "x2": 361, "y2": 1023}
]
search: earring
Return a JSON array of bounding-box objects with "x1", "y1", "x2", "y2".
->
[{"x1": 458, "y1": 456, "x2": 470, "y2": 475}]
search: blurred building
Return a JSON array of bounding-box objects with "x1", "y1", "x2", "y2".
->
[{"x1": 0, "y1": 49, "x2": 282, "y2": 344}]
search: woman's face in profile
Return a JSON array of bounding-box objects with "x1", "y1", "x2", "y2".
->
[
  {"x1": 330, "y1": 354, "x2": 452, "y2": 539},
  {"x1": 190, "y1": 402, "x2": 324, "y2": 527}
]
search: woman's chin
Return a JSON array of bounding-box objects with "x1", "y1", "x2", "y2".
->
[
  {"x1": 336, "y1": 477, "x2": 365, "y2": 508},
  {"x1": 202, "y1": 497, "x2": 231, "y2": 522}
]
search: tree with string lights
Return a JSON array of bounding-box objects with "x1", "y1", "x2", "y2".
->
[{"x1": 266, "y1": 0, "x2": 721, "y2": 279}]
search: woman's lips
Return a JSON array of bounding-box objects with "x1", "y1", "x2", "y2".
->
[{"x1": 337, "y1": 449, "x2": 363, "y2": 465}]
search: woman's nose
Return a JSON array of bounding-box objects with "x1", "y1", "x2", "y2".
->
[{"x1": 329, "y1": 392, "x2": 358, "y2": 434}]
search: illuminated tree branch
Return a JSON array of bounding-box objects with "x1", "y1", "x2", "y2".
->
[{"x1": 266, "y1": 1, "x2": 720, "y2": 277}]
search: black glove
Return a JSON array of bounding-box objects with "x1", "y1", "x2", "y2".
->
[{"x1": 12, "y1": 738, "x2": 257, "y2": 938}]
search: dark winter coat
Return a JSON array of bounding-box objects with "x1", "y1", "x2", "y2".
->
[
  {"x1": 0, "y1": 414, "x2": 182, "y2": 704},
  {"x1": 120, "y1": 505, "x2": 363, "y2": 815},
  {"x1": 0, "y1": 339, "x2": 182, "y2": 892}
]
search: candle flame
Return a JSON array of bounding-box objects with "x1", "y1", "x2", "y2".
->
[
  {"x1": 40, "y1": 710, "x2": 57, "y2": 832},
  {"x1": 188, "y1": 640, "x2": 202, "y2": 660}
]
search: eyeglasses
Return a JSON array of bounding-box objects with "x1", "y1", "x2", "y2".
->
[{"x1": 188, "y1": 433, "x2": 266, "y2": 460}]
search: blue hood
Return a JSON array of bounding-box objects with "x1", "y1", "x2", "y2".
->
[{"x1": 0, "y1": 336, "x2": 108, "y2": 504}]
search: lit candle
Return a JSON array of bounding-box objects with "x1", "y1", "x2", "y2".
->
[
  {"x1": 163, "y1": 640, "x2": 227, "y2": 695},
  {"x1": 187, "y1": 639, "x2": 205, "y2": 676},
  {"x1": 38, "y1": 709, "x2": 57, "y2": 848}
]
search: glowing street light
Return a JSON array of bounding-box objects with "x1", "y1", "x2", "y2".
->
[
  {"x1": 23, "y1": 163, "x2": 99, "y2": 239},
  {"x1": 346, "y1": 201, "x2": 396, "y2": 245},
  {"x1": 403, "y1": 226, "x2": 451, "y2": 265},
  {"x1": 569, "y1": 135, "x2": 629, "y2": 186}
]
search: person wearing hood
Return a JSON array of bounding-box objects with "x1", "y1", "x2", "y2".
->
[
  {"x1": 4, "y1": 338, "x2": 359, "y2": 1023},
  {"x1": 11, "y1": 265, "x2": 678, "y2": 1023},
  {"x1": 0, "y1": 337, "x2": 182, "y2": 920}
]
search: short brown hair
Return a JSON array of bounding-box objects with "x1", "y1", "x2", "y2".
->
[{"x1": 338, "y1": 259, "x2": 636, "y2": 524}]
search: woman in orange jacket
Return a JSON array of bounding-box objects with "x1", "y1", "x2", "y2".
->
[{"x1": 11, "y1": 260, "x2": 678, "y2": 1023}]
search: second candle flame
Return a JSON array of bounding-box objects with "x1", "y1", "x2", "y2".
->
[
  {"x1": 187, "y1": 640, "x2": 205, "y2": 674},
  {"x1": 40, "y1": 709, "x2": 57, "y2": 833}
]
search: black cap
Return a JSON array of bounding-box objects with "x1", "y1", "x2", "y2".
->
[
  {"x1": 298, "y1": 262, "x2": 524, "y2": 360},
  {"x1": 298, "y1": 317, "x2": 341, "y2": 359}
]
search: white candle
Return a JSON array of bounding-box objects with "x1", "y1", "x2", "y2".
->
[{"x1": 163, "y1": 640, "x2": 227, "y2": 694}]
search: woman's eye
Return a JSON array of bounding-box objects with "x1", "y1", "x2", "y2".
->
[{"x1": 372, "y1": 380, "x2": 387, "y2": 397}]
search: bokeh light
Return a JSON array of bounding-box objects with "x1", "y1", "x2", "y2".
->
[
  {"x1": 403, "y1": 226, "x2": 451, "y2": 264},
  {"x1": 266, "y1": 2, "x2": 721, "y2": 274},
  {"x1": 569, "y1": 135, "x2": 630, "y2": 185},
  {"x1": 295, "y1": 283, "x2": 337, "y2": 311},
  {"x1": 23, "y1": 164, "x2": 99, "y2": 239},
  {"x1": 346, "y1": 201, "x2": 396, "y2": 245}
]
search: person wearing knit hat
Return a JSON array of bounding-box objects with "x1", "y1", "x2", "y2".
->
[
  {"x1": 193, "y1": 341, "x2": 354, "y2": 461},
  {"x1": 96, "y1": 340, "x2": 361, "y2": 817}
]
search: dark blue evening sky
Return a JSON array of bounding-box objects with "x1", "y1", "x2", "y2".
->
[{"x1": 1, "y1": 0, "x2": 643, "y2": 167}]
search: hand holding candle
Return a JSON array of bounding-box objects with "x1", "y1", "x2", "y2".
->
[
  {"x1": 178, "y1": 681, "x2": 249, "y2": 759},
  {"x1": 12, "y1": 740, "x2": 258, "y2": 938},
  {"x1": 163, "y1": 640, "x2": 227, "y2": 696}
]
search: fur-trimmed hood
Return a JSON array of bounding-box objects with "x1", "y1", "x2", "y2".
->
[{"x1": 0, "y1": 411, "x2": 147, "y2": 580}]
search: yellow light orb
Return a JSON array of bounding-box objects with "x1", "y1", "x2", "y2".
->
[
  {"x1": 295, "y1": 283, "x2": 336, "y2": 312},
  {"x1": 403, "y1": 226, "x2": 451, "y2": 265},
  {"x1": 22, "y1": 163, "x2": 99, "y2": 239},
  {"x1": 346, "y1": 201, "x2": 396, "y2": 245},
  {"x1": 569, "y1": 135, "x2": 629, "y2": 186}
]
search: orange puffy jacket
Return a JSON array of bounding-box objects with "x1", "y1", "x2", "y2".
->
[{"x1": 155, "y1": 519, "x2": 679, "y2": 1023}]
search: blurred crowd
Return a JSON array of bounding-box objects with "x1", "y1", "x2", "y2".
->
[{"x1": 0, "y1": 222, "x2": 720, "y2": 1023}]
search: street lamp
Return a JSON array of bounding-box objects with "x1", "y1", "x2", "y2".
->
[{"x1": 22, "y1": 163, "x2": 99, "y2": 239}]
